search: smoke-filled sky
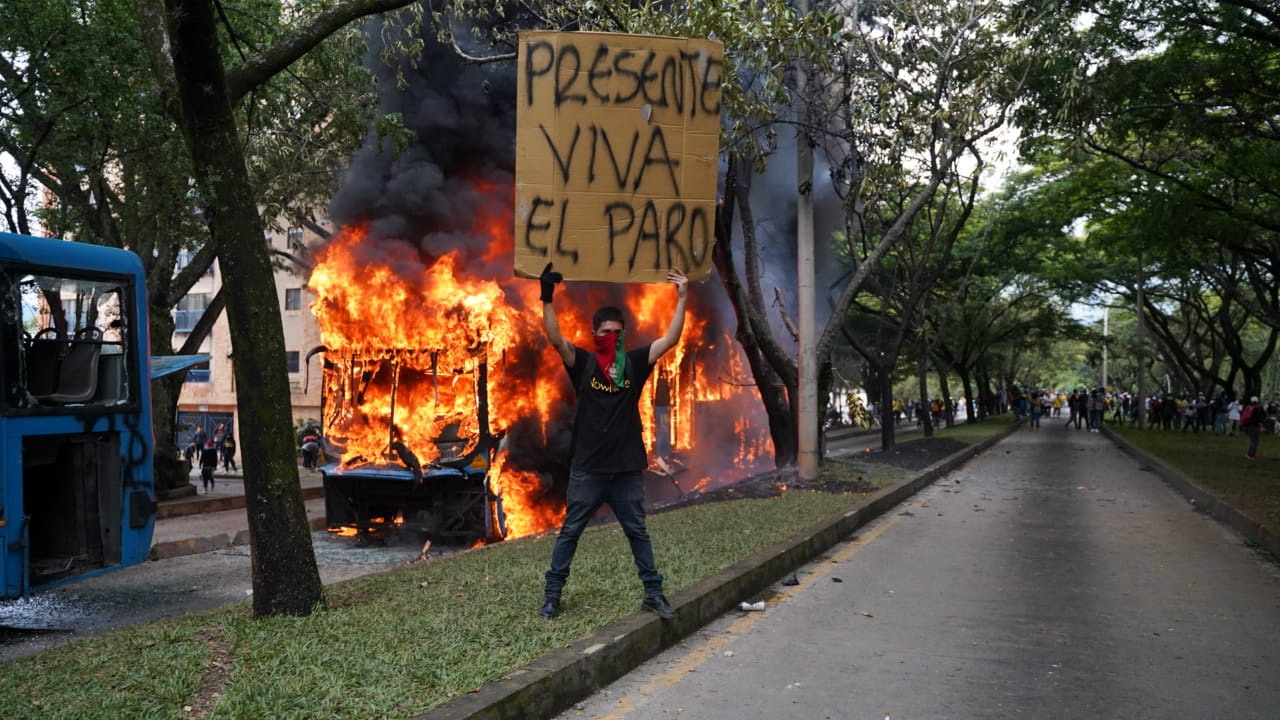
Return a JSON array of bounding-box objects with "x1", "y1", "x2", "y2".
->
[{"x1": 327, "y1": 20, "x2": 518, "y2": 280}]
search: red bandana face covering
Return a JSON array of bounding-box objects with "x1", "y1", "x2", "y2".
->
[{"x1": 592, "y1": 329, "x2": 626, "y2": 388}]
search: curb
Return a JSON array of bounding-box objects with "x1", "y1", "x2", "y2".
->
[
  {"x1": 418, "y1": 421, "x2": 1018, "y2": 720},
  {"x1": 148, "y1": 516, "x2": 329, "y2": 561},
  {"x1": 1103, "y1": 426, "x2": 1280, "y2": 559}
]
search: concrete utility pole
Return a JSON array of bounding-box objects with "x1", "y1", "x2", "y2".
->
[
  {"x1": 1102, "y1": 305, "x2": 1109, "y2": 389},
  {"x1": 1136, "y1": 258, "x2": 1145, "y2": 428},
  {"x1": 796, "y1": 0, "x2": 818, "y2": 481}
]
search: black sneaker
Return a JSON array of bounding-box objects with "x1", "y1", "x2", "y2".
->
[
  {"x1": 538, "y1": 597, "x2": 560, "y2": 620},
  {"x1": 642, "y1": 595, "x2": 675, "y2": 620}
]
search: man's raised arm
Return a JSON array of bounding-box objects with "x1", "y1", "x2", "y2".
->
[
  {"x1": 648, "y1": 267, "x2": 688, "y2": 365},
  {"x1": 539, "y1": 263, "x2": 575, "y2": 366}
]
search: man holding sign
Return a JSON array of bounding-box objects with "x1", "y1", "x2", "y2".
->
[{"x1": 536, "y1": 262, "x2": 688, "y2": 621}]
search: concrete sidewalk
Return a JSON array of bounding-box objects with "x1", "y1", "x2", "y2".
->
[{"x1": 149, "y1": 467, "x2": 327, "y2": 560}]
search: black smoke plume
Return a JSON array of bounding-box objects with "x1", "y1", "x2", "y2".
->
[{"x1": 327, "y1": 19, "x2": 517, "y2": 279}]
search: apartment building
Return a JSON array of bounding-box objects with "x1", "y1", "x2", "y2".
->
[{"x1": 174, "y1": 226, "x2": 324, "y2": 449}]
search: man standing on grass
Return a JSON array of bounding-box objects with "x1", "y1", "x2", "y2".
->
[
  {"x1": 536, "y1": 262, "x2": 688, "y2": 622},
  {"x1": 1241, "y1": 396, "x2": 1263, "y2": 460}
]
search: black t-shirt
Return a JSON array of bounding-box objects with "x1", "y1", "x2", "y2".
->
[
  {"x1": 566, "y1": 344, "x2": 654, "y2": 473},
  {"x1": 200, "y1": 445, "x2": 219, "y2": 468}
]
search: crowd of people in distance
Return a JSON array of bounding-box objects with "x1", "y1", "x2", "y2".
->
[
  {"x1": 1009, "y1": 387, "x2": 1277, "y2": 459},
  {"x1": 181, "y1": 423, "x2": 237, "y2": 471},
  {"x1": 825, "y1": 394, "x2": 969, "y2": 430},
  {"x1": 181, "y1": 423, "x2": 237, "y2": 493},
  {"x1": 180, "y1": 423, "x2": 328, "y2": 489},
  {"x1": 1012, "y1": 387, "x2": 1115, "y2": 433},
  {"x1": 826, "y1": 384, "x2": 1277, "y2": 460}
]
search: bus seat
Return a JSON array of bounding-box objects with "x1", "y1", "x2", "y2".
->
[
  {"x1": 93, "y1": 343, "x2": 126, "y2": 403},
  {"x1": 25, "y1": 329, "x2": 67, "y2": 397},
  {"x1": 43, "y1": 328, "x2": 102, "y2": 404}
]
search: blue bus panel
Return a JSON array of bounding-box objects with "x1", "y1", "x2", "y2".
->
[{"x1": 0, "y1": 233, "x2": 157, "y2": 599}]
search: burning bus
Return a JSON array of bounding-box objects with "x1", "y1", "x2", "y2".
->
[
  {"x1": 308, "y1": 235, "x2": 530, "y2": 543},
  {"x1": 315, "y1": 346, "x2": 507, "y2": 543}
]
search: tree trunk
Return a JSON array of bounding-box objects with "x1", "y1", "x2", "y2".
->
[
  {"x1": 917, "y1": 350, "x2": 934, "y2": 438},
  {"x1": 817, "y1": 360, "x2": 833, "y2": 464},
  {"x1": 749, "y1": 337, "x2": 796, "y2": 467},
  {"x1": 936, "y1": 360, "x2": 954, "y2": 428},
  {"x1": 149, "y1": 293, "x2": 184, "y2": 495},
  {"x1": 713, "y1": 158, "x2": 796, "y2": 467},
  {"x1": 958, "y1": 367, "x2": 978, "y2": 424},
  {"x1": 150, "y1": 301, "x2": 196, "y2": 496},
  {"x1": 1242, "y1": 367, "x2": 1263, "y2": 400},
  {"x1": 977, "y1": 364, "x2": 994, "y2": 418},
  {"x1": 151, "y1": 373, "x2": 191, "y2": 497},
  {"x1": 878, "y1": 367, "x2": 895, "y2": 450},
  {"x1": 713, "y1": 234, "x2": 795, "y2": 468},
  {"x1": 165, "y1": 0, "x2": 322, "y2": 616}
]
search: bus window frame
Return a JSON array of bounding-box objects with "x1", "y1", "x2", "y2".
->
[{"x1": 1, "y1": 261, "x2": 143, "y2": 417}]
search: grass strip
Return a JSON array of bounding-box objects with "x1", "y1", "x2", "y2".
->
[
  {"x1": 1111, "y1": 425, "x2": 1279, "y2": 535},
  {"x1": 1, "y1": 423, "x2": 1008, "y2": 719}
]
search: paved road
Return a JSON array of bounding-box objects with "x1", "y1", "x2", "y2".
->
[{"x1": 559, "y1": 426, "x2": 1280, "y2": 719}]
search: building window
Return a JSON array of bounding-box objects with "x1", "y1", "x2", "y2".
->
[
  {"x1": 175, "y1": 249, "x2": 214, "y2": 276},
  {"x1": 174, "y1": 292, "x2": 211, "y2": 332},
  {"x1": 287, "y1": 227, "x2": 305, "y2": 254},
  {"x1": 284, "y1": 288, "x2": 301, "y2": 311},
  {"x1": 286, "y1": 351, "x2": 300, "y2": 374},
  {"x1": 186, "y1": 360, "x2": 211, "y2": 383}
]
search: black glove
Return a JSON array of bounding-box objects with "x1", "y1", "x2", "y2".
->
[{"x1": 539, "y1": 262, "x2": 562, "y2": 303}]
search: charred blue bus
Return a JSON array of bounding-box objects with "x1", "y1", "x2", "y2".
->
[
  {"x1": 0, "y1": 233, "x2": 202, "y2": 599},
  {"x1": 317, "y1": 347, "x2": 508, "y2": 545}
]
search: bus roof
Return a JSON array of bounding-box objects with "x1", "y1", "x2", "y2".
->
[{"x1": 0, "y1": 232, "x2": 145, "y2": 277}]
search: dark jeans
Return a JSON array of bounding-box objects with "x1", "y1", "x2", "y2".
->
[
  {"x1": 1245, "y1": 425, "x2": 1261, "y2": 457},
  {"x1": 544, "y1": 469, "x2": 663, "y2": 600}
]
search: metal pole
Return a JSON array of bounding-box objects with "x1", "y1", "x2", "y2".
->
[{"x1": 796, "y1": 0, "x2": 818, "y2": 480}]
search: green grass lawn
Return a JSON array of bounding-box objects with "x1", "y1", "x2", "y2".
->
[
  {"x1": 0, "y1": 423, "x2": 1012, "y2": 719},
  {"x1": 1112, "y1": 425, "x2": 1280, "y2": 535}
]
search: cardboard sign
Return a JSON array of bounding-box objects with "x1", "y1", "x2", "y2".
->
[{"x1": 514, "y1": 31, "x2": 723, "y2": 283}]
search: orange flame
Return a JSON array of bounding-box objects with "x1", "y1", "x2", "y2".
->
[
  {"x1": 490, "y1": 452, "x2": 561, "y2": 537},
  {"x1": 307, "y1": 182, "x2": 772, "y2": 539}
]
